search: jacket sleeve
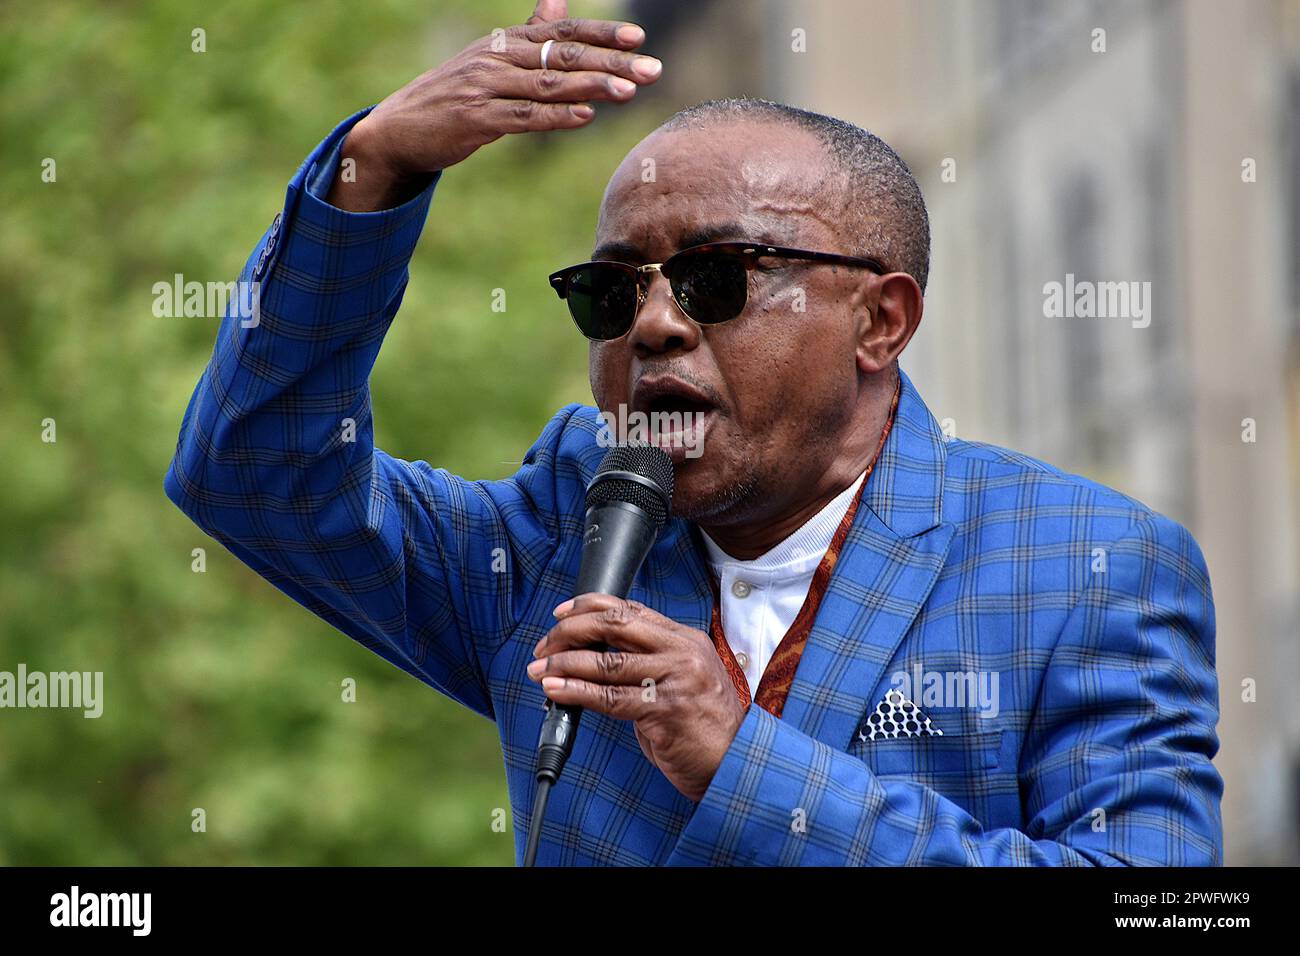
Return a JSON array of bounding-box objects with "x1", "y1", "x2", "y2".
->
[
  {"x1": 163, "y1": 108, "x2": 568, "y2": 719},
  {"x1": 667, "y1": 512, "x2": 1224, "y2": 865}
]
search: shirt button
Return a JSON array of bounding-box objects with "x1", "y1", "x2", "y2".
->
[
  {"x1": 735, "y1": 652, "x2": 750, "y2": 669},
  {"x1": 731, "y1": 580, "x2": 752, "y2": 599}
]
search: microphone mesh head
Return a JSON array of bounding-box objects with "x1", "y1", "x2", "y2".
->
[{"x1": 585, "y1": 444, "x2": 675, "y2": 529}]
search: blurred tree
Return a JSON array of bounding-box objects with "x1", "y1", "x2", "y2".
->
[{"x1": 0, "y1": 0, "x2": 651, "y2": 865}]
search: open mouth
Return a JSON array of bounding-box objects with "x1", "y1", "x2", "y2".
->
[
  {"x1": 628, "y1": 377, "x2": 718, "y2": 462},
  {"x1": 643, "y1": 392, "x2": 713, "y2": 418}
]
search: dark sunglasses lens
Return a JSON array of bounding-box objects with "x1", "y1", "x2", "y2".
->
[
  {"x1": 564, "y1": 264, "x2": 638, "y2": 340},
  {"x1": 671, "y1": 252, "x2": 748, "y2": 324}
]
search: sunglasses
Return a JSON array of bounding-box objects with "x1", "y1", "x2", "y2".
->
[{"x1": 548, "y1": 241, "x2": 887, "y2": 341}]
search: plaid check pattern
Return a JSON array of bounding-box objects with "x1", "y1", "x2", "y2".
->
[{"x1": 165, "y1": 110, "x2": 1224, "y2": 866}]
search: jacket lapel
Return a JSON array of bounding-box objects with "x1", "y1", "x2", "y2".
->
[{"x1": 778, "y1": 370, "x2": 956, "y2": 750}]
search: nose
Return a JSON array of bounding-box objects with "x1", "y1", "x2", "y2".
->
[{"x1": 627, "y1": 270, "x2": 701, "y2": 358}]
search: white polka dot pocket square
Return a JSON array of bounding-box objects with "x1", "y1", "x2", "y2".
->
[{"x1": 857, "y1": 688, "x2": 944, "y2": 741}]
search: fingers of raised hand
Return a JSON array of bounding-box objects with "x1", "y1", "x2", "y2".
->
[
  {"x1": 526, "y1": 0, "x2": 568, "y2": 25},
  {"x1": 514, "y1": 17, "x2": 644, "y2": 50},
  {"x1": 480, "y1": 99, "x2": 595, "y2": 132},
  {"x1": 492, "y1": 65, "x2": 639, "y2": 104},
  {"x1": 493, "y1": 37, "x2": 659, "y2": 85}
]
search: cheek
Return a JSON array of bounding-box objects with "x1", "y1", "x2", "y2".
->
[
  {"x1": 718, "y1": 311, "x2": 851, "y2": 432},
  {"x1": 715, "y1": 317, "x2": 815, "y2": 416},
  {"x1": 588, "y1": 344, "x2": 624, "y2": 408}
]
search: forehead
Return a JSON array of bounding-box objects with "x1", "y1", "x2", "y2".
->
[{"x1": 594, "y1": 120, "x2": 839, "y2": 259}]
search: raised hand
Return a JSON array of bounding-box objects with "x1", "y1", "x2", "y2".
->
[{"x1": 328, "y1": 1, "x2": 660, "y2": 211}]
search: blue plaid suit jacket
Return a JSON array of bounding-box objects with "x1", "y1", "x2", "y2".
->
[{"x1": 165, "y1": 110, "x2": 1224, "y2": 865}]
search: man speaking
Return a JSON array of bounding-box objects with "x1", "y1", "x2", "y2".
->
[{"x1": 164, "y1": 1, "x2": 1223, "y2": 865}]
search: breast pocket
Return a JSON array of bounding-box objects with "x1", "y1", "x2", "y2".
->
[{"x1": 850, "y1": 729, "x2": 1003, "y2": 777}]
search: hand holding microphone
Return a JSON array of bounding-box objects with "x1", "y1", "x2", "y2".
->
[
  {"x1": 523, "y1": 443, "x2": 748, "y2": 864},
  {"x1": 523, "y1": 443, "x2": 672, "y2": 865}
]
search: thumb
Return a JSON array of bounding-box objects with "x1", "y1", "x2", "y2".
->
[{"x1": 527, "y1": 0, "x2": 567, "y2": 23}]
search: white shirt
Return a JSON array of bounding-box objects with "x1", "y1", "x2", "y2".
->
[{"x1": 700, "y1": 471, "x2": 867, "y2": 698}]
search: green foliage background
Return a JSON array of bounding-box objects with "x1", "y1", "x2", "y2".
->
[{"x1": 0, "y1": 0, "x2": 655, "y2": 864}]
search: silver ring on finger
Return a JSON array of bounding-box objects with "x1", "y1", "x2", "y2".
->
[{"x1": 539, "y1": 39, "x2": 555, "y2": 71}]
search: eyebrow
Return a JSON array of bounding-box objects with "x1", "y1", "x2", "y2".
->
[{"x1": 591, "y1": 222, "x2": 794, "y2": 263}]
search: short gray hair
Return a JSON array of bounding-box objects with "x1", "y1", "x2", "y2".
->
[{"x1": 661, "y1": 97, "x2": 931, "y2": 294}]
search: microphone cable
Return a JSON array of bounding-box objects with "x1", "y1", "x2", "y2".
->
[{"x1": 522, "y1": 778, "x2": 551, "y2": 868}]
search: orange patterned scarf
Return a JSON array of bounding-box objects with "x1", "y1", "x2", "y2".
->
[{"x1": 706, "y1": 382, "x2": 900, "y2": 718}]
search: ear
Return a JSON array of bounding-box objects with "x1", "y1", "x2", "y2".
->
[{"x1": 853, "y1": 272, "x2": 924, "y2": 375}]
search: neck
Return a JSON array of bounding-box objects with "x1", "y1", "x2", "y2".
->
[
  {"x1": 699, "y1": 378, "x2": 897, "y2": 561},
  {"x1": 701, "y1": 469, "x2": 863, "y2": 560}
]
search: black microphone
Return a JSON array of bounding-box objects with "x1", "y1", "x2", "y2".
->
[{"x1": 523, "y1": 443, "x2": 674, "y2": 866}]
